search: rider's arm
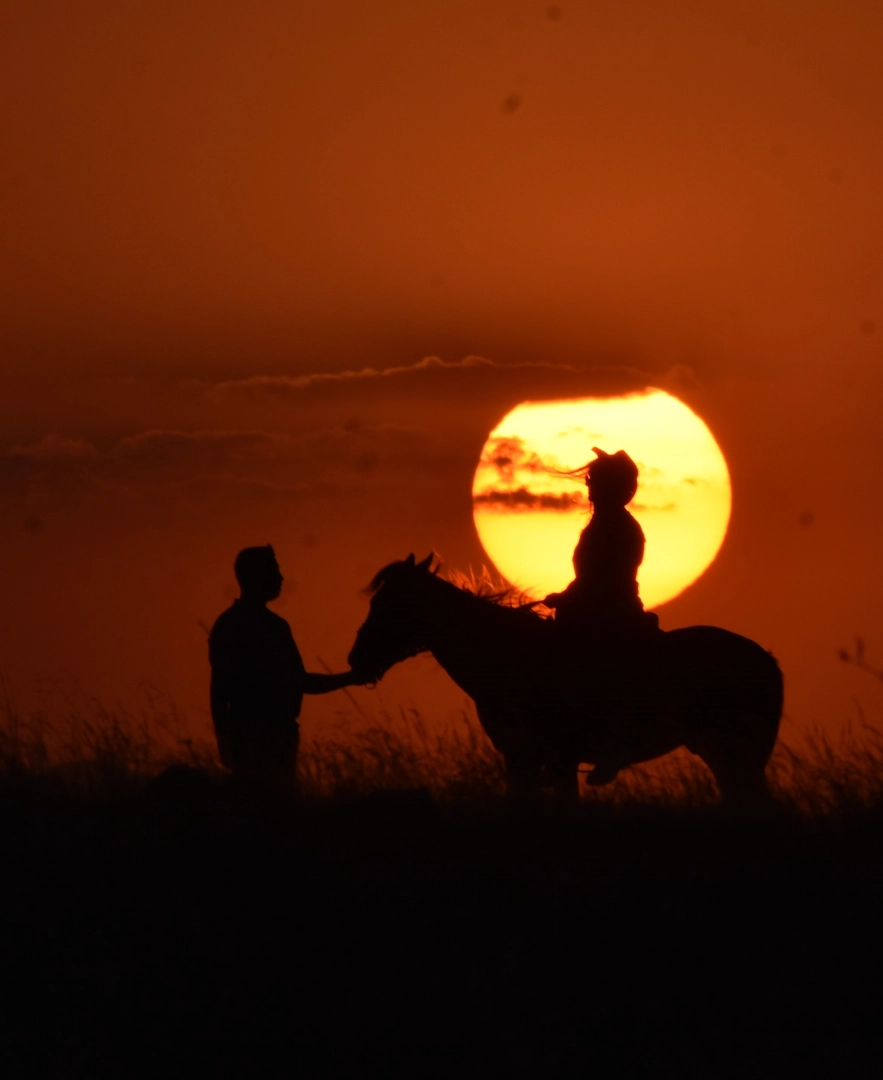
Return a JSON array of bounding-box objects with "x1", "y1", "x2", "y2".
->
[{"x1": 543, "y1": 577, "x2": 581, "y2": 607}]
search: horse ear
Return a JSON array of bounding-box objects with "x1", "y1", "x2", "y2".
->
[
  {"x1": 405, "y1": 553, "x2": 415, "y2": 566},
  {"x1": 416, "y1": 553, "x2": 433, "y2": 572}
]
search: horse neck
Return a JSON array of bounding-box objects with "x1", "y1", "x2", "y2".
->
[
  {"x1": 416, "y1": 574, "x2": 472, "y2": 640},
  {"x1": 416, "y1": 575, "x2": 511, "y2": 678}
]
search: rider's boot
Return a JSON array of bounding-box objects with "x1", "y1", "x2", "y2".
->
[
  {"x1": 586, "y1": 758, "x2": 623, "y2": 787},
  {"x1": 586, "y1": 725, "x2": 629, "y2": 787}
]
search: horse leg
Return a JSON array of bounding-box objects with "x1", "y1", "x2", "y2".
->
[
  {"x1": 504, "y1": 753, "x2": 543, "y2": 799},
  {"x1": 484, "y1": 702, "x2": 545, "y2": 799},
  {"x1": 704, "y1": 754, "x2": 773, "y2": 809}
]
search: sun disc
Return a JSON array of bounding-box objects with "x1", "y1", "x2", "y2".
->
[{"x1": 471, "y1": 390, "x2": 731, "y2": 609}]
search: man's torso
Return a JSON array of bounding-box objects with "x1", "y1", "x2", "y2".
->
[{"x1": 209, "y1": 601, "x2": 305, "y2": 729}]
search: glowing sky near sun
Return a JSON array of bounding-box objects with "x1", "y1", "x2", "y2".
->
[
  {"x1": 472, "y1": 391, "x2": 732, "y2": 608},
  {"x1": 1, "y1": 1, "x2": 882, "y2": 741}
]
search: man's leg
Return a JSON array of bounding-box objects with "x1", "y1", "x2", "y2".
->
[{"x1": 262, "y1": 724, "x2": 299, "y2": 796}]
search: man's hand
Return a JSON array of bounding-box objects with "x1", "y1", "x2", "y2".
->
[
  {"x1": 303, "y1": 668, "x2": 380, "y2": 694},
  {"x1": 346, "y1": 667, "x2": 381, "y2": 687}
]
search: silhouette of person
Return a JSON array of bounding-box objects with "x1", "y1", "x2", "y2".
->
[
  {"x1": 209, "y1": 545, "x2": 367, "y2": 794},
  {"x1": 544, "y1": 448, "x2": 659, "y2": 785},
  {"x1": 544, "y1": 448, "x2": 655, "y2": 634}
]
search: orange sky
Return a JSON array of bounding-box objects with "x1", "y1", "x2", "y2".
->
[{"x1": 1, "y1": 1, "x2": 882, "y2": 744}]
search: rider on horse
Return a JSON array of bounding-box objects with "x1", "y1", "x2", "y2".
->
[{"x1": 544, "y1": 448, "x2": 660, "y2": 785}]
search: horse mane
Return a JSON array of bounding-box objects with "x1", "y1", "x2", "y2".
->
[
  {"x1": 443, "y1": 565, "x2": 540, "y2": 611},
  {"x1": 366, "y1": 557, "x2": 549, "y2": 619}
]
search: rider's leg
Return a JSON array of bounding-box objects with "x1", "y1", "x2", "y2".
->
[
  {"x1": 585, "y1": 757, "x2": 623, "y2": 787},
  {"x1": 585, "y1": 699, "x2": 630, "y2": 787}
]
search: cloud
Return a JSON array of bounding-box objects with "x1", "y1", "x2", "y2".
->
[
  {"x1": 202, "y1": 355, "x2": 508, "y2": 400},
  {"x1": 111, "y1": 429, "x2": 288, "y2": 467},
  {"x1": 0, "y1": 420, "x2": 462, "y2": 511},
  {"x1": 201, "y1": 355, "x2": 649, "y2": 407},
  {"x1": 301, "y1": 422, "x2": 442, "y2": 474},
  {"x1": 204, "y1": 355, "x2": 481, "y2": 399},
  {"x1": 477, "y1": 436, "x2": 560, "y2": 485},
  {"x1": 4, "y1": 434, "x2": 98, "y2": 460},
  {"x1": 0, "y1": 434, "x2": 101, "y2": 498},
  {"x1": 473, "y1": 488, "x2": 585, "y2": 512}
]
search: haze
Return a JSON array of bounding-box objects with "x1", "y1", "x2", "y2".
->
[{"x1": 1, "y1": 1, "x2": 881, "y2": 745}]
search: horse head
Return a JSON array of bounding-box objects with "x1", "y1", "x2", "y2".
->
[{"x1": 347, "y1": 553, "x2": 437, "y2": 679}]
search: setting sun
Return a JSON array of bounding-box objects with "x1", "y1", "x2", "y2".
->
[{"x1": 472, "y1": 390, "x2": 731, "y2": 608}]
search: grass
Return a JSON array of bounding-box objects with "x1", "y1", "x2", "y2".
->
[
  {"x1": 3, "y1": 677, "x2": 883, "y2": 816},
  {"x1": 4, "y1": 681, "x2": 883, "y2": 1076},
  {"x1": 0, "y1": 680, "x2": 218, "y2": 800}
]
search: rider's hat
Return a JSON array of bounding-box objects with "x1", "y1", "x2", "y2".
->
[{"x1": 587, "y1": 447, "x2": 639, "y2": 504}]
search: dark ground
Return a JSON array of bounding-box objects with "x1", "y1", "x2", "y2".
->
[{"x1": 2, "y1": 773, "x2": 882, "y2": 1079}]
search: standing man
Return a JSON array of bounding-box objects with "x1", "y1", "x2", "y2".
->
[{"x1": 209, "y1": 545, "x2": 366, "y2": 793}]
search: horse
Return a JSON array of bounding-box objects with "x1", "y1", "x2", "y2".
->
[{"x1": 347, "y1": 554, "x2": 783, "y2": 804}]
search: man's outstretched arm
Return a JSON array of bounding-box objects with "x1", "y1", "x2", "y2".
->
[{"x1": 303, "y1": 670, "x2": 371, "y2": 695}]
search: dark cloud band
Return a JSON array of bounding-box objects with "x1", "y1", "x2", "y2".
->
[{"x1": 473, "y1": 488, "x2": 586, "y2": 512}]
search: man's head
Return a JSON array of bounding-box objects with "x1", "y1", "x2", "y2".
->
[
  {"x1": 234, "y1": 545, "x2": 283, "y2": 603},
  {"x1": 586, "y1": 448, "x2": 639, "y2": 507}
]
